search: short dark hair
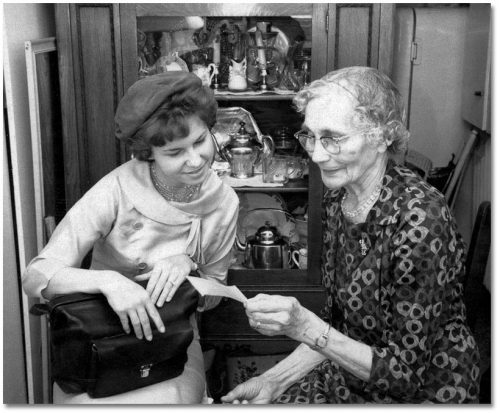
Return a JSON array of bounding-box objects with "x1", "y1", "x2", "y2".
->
[{"x1": 128, "y1": 85, "x2": 218, "y2": 161}]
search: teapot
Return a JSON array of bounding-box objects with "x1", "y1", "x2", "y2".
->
[
  {"x1": 236, "y1": 221, "x2": 291, "y2": 269},
  {"x1": 222, "y1": 121, "x2": 275, "y2": 178}
]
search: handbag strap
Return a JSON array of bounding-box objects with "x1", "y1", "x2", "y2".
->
[{"x1": 30, "y1": 303, "x2": 50, "y2": 316}]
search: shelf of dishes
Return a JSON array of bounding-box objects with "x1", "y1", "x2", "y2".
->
[
  {"x1": 136, "y1": 16, "x2": 312, "y2": 93},
  {"x1": 215, "y1": 161, "x2": 308, "y2": 190},
  {"x1": 212, "y1": 107, "x2": 308, "y2": 187}
]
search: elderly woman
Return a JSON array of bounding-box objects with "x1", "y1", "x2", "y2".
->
[
  {"x1": 23, "y1": 72, "x2": 239, "y2": 404},
  {"x1": 221, "y1": 66, "x2": 480, "y2": 404}
]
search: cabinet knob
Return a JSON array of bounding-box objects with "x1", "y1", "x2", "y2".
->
[{"x1": 474, "y1": 91, "x2": 483, "y2": 97}]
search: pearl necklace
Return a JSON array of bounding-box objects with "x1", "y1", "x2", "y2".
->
[
  {"x1": 341, "y1": 182, "x2": 382, "y2": 219},
  {"x1": 150, "y1": 162, "x2": 200, "y2": 203}
]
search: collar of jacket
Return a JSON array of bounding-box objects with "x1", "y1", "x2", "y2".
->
[{"x1": 116, "y1": 159, "x2": 229, "y2": 225}]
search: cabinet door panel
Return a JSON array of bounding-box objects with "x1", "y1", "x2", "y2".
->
[
  {"x1": 56, "y1": 4, "x2": 125, "y2": 207},
  {"x1": 338, "y1": 7, "x2": 372, "y2": 67},
  {"x1": 78, "y1": 7, "x2": 119, "y2": 186},
  {"x1": 327, "y1": 3, "x2": 394, "y2": 75}
]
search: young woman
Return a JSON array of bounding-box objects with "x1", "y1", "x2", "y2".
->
[{"x1": 23, "y1": 72, "x2": 239, "y2": 404}]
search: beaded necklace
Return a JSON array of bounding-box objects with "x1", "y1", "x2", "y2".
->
[
  {"x1": 341, "y1": 181, "x2": 382, "y2": 219},
  {"x1": 150, "y1": 162, "x2": 200, "y2": 203}
]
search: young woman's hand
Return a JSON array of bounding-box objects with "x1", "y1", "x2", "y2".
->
[
  {"x1": 99, "y1": 272, "x2": 165, "y2": 341},
  {"x1": 134, "y1": 254, "x2": 196, "y2": 307}
]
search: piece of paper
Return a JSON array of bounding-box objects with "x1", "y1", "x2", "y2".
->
[{"x1": 186, "y1": 276, "x2": 247, "y2": 304}]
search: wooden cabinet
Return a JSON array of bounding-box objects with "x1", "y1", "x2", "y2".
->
[{"x1": 55, "y1": 2, "x2": 394, "y2": 398}]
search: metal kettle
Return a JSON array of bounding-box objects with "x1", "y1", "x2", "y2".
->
[
  {"x1": 237, "y1": 221, "x2": 291, "y2": 269},
  {"x1": 222, "y1": 122, "x2": 275, "y2": 177}
]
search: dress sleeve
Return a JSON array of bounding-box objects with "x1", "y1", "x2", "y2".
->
[
  {"x1": 364, "y1": 196, "x2": 466, "y2": 400},
  {"x1": 320, "y1": 190, "x2": 338, "y2": 326},
  {"x1": 22, "y1": 174, "x2": 119, "y2": 298}
]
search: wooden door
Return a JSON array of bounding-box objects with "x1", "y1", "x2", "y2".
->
[
  {"x1": 55, "y1": 3, "x2": 128, "y2": 209},
  {"x1": 326, "y1": 3, "x2": 395, "y2": 75}
]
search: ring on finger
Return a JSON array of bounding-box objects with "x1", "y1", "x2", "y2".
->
[{"x1": 256, "y1": 321, "x2": 261, "y2": 328}]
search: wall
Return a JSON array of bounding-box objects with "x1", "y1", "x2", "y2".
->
[
  {"x1": 3, "y1": 118, "x2": 27, "y2": 403},
  {"x1": 452, "y1": 4, "x2": 491, "y2": 291},
  {"x1": 392, "y1": 4, "x2": 491, "y2": 290},
  {"x1": 393, "y1": 6, "x2": 469, "y2": 167},
  {"x1": 3, "y1": 2, "x2": 56, "y2": 403}
]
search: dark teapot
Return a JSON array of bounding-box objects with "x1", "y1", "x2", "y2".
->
[{"x1": 237, "y1": 221, "x2": 291, "y2": 269}]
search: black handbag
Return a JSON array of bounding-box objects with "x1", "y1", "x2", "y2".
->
[{"x1": 31, "y1": 279, "x2": 199, "y2": 398}]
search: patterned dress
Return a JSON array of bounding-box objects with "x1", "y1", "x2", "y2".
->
[{"x1": 277, "y1": 161, "x2": 480, "y2": 404}]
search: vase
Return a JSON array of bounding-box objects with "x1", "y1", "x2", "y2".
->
[{"x1": 228, "y1": 58, "x2": 247, "y2": 91}]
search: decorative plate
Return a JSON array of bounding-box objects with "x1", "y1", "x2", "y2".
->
[{"x1": 247, "y1": 26, "x2": 290, "y2": 59}]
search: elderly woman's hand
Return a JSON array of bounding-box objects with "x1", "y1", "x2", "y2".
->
[
  {"x1": 220, "y1": 375, "x2": 280, "y2": 404},
  {"x1": 100, "y1": 272, "x2": 165, "y2": 341},
  {"x1": 134, "y1": 254, "x2": 196, "y2": 307},
  {"x1": 245, "y1": 293, "x2": 312, "y2": 341}
]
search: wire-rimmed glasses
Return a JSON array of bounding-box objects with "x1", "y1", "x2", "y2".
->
[{"x1": 294, "y1": 128, "x2": 373, "y2": 155}]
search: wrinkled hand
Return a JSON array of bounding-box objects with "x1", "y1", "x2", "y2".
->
[
  {"x1": 220, "y1": 376, "x2": 280, "y2": 404},
  {"x1": 245, "y1": 293, "x2": 310, "y2": 341},
  {"x1": 134, "y1": 254, "x2": 196, "y2": 307},
  {"x1": 100, "y1": 272, "x2": 165, "y2": 341}
]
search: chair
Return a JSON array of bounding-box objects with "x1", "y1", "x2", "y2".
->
[{"x1": 462, "y1": 201, "x2": 491, "y2": 403}]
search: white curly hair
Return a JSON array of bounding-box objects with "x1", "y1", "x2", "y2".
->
[{"x1": 293, "y1": 66, "x2": 410, "y2": 154}]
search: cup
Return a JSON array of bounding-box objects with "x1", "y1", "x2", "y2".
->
[
  {"x1": 230, "y1": 147, "x2": 255, "y2": 178},
  {"x1": 292, "y1": 248, "x2": 307, "y2": 269},
  {"x1": 262, "y1": 155, "x2": 290, "y2": 184}
]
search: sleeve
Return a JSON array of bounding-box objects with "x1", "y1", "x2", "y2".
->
[
  {"x1": 364, "y1": 196, "x2": 466, "y2": 401},
  {"x1": 197, "y1": 190, "x2": 239, "y2": 311},
  {"x1": 22, "y1": 174, "x2": 119, "y2": 298}
]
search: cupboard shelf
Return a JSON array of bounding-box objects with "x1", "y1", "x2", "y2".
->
[
  {"x1": 214, "y1": 92, "x2": 296, "y2": 101},
  {"x1": 233, "y1": 186, "x2": 308, "y2": 193}
]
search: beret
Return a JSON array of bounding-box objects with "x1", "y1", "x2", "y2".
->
[{"x1": 115, "y1": 71, "x2": 202, "y2": 141}]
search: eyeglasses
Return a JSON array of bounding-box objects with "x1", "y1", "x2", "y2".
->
[{"x1": 294, "y1": 128, "x2": 373, "y2": 155}]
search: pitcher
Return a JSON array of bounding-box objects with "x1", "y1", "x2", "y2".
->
[
  {"x1": 228, "y1": 58, "x2": 247, "y2": 91},
  {"x1": 192, "y1": 63, "x2": 216, "y2": 87}
]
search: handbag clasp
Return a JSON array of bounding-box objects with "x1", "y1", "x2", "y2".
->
[{"x1": 140, "y1": 363, "x2": 153, "y2": 378}]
